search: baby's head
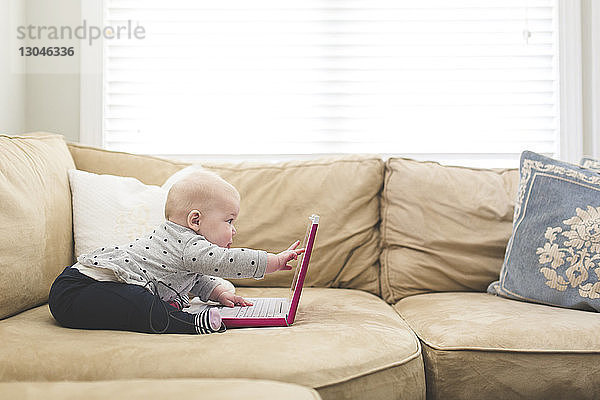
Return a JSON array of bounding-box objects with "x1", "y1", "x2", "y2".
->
[{"x1": 165, "y1": 170, "x2": 240, "y2": 248}]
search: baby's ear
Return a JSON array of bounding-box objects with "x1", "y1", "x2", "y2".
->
[{"x1": 187, "y1": 209, "x2": 202, "y2": 232}]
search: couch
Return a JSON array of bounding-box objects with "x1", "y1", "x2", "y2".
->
[{"x1": 0, "y1": 133, "x2": 598, "y2": 400}]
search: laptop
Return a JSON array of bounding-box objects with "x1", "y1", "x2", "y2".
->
[{"x1": 187, "y1": 214, "x2": 319, "y2": 328}]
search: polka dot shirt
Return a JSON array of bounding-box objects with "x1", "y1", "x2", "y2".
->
[{"x1": 75, "y1": 220, "x2": 268, "y2": 302}]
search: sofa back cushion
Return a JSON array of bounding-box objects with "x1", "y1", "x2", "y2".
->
[
  {"x1": 67, "y1": 143, "x2": 187, "y2": 186},
  {"x1": 0, "y1": 134, "x2": 75, "y2": 319},
  {"x1": 68, "y1": 145, "x2": 383, "y2": 295},
  {"x1": 204, "y1": 157, "x2": 383, "y2": 294},
  {"x1": 380, "y1": 158, "x2": 519, "y2": 304}
]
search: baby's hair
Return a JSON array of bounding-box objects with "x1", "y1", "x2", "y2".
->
[{"x1": 164, "y1": 170, "x2": 239, "y2": 220}]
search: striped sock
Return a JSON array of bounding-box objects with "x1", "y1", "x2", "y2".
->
[{"x1": 194, "y1": 308, "x2": 223, "y2": 334}]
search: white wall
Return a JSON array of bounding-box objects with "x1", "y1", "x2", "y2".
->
[
  {"x1": 0, "y1": 0, "x2": 80, "y2": 141},
  {"x1": 0, "y1": 0, "x2": 26, "y2": 135},
  {"x1": 24, "y1": 0, "x2": 81, "y2": 143}
]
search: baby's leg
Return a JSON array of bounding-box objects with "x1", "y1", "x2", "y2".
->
[{"x1": 49, "y1": 266, "x2": 221, "y2": 334}]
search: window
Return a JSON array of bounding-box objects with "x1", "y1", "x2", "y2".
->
[{"x1": 87, "y1": 0, "x2": 574, "y2": 167}]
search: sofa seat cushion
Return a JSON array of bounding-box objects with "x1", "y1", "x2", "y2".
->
[
  {"x1": 0, "y1": 288, "x2": 424, "y2": 400},
  {"x1": 0, "y1": 379, "x2": 321, "y2": 400},
  {"x1": 395, "y1": 292, "x2": 600, "y2": 400}
]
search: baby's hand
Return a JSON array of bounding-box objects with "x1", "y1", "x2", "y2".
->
[
  {"x1": 210, "y1": 283, "x2": 252, "y2": 308},
  {"x1": 265, "y1": 240, "x2": 305, "y2": 274},
  {"x1": 216, "y1": 291, "x2": 254, "y2": 308}
]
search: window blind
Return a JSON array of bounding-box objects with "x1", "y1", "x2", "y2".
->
[{"x1": 103, "y1": 0, "x2": 559, "y2": 166}]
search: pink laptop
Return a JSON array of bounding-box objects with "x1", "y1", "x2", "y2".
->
[{"x1": 212, "y1": 214, "x2": 319, "y2": 328}]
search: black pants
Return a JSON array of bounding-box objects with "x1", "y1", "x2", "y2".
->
[{"x1": 49, "y1": 266, "x2": 199, "y2": 334}]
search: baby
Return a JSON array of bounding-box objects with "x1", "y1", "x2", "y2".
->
[{"x1": 48, "y1": 170, "x2": 303, "y2": 334}]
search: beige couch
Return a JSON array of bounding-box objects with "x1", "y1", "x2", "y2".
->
[{"x1": 0, "y1": 133, "x2": 598, "y2": 400}]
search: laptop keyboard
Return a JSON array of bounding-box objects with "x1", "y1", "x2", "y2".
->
[{"x1": 217, "y1": 298, "x2": 287, "y2": 318}]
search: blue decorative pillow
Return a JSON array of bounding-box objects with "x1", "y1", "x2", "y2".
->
[
  {"x1": 488, "y1": 151, "x2": 600, "y2": 311},
  {"x1": 581, "y1": 157, "x2": 600, "y2": 171}
]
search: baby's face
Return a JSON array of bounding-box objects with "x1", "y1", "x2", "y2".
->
[{"x1": 198, "y1": 195, "x2": 240, "y2": 248}]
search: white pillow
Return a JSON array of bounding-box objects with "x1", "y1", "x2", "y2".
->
[
  {"x1": 68, "y1": 167, "x2": 234, "y2": 293},
  {"x1": 69, "y1": 169, "x2": 167, "y2": 257}
]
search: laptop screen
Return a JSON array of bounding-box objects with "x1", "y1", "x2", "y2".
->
[{"x1": 289, "y1": 214, "x2": 318, "y2": 300}]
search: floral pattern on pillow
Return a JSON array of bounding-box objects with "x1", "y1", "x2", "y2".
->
[{"x1": 537, "y1": 207, "x2": 600, "y2": 299}]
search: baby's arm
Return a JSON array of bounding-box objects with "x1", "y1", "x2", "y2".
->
[
  {"x1": 209, "y1": 241, "x2": 305, "y2": 307},
  {"x1": 183, "y1": 236, "x2": 268, "y2": 279},
  {"x1": 189, "y1": 275, "x2": 222, "y2": 302},
  {"x1": 188, "y1": 275, "x2": 244, "y2": 306},
  {"x1": 183, "y1": 237, "x2": 305, "y2": 279},
  {"x1": 185, "y1": 239, "x2": 304, "y2": 307}
]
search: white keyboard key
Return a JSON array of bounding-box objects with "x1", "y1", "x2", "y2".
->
[
  {"x1": 276, "y1": 299, "x2": 288, "y2": 316},
  {"x1": 252, "y1": 303, "x2": 261, "y2": 315},
  {"x1": 267, "y1": 300, "x2": 276, "y2": 317},
  {"x1": 256, "y1": 300, "x2": 267, "y2": 317},
  {"x1": 252, "y1": 300, "x2": 263, "y2": 317},
  {"x1": 260, "y1": 299, "x2": 272, "y2": 317},
  {"x1": 238, "y1": 306, "x2": 248, "y2": 317}
]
